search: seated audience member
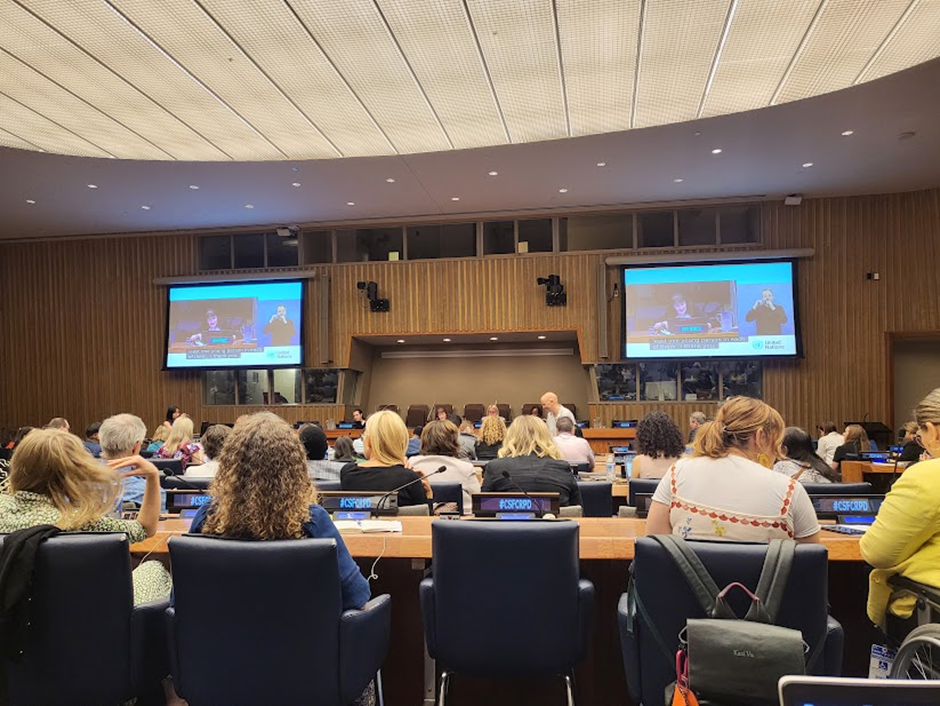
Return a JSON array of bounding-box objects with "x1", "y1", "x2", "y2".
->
[
  {"x1": 146, "y1": 423, "x2": 170, "y2": 453},
  {"x1": 815, "y1": 421, "x2": 844, "y2": 465},
  {"x1": 476, "y1": 415, "x2": 506, "y2": 460},
  {"x1": 155, "y1": 415, "x2": 205, "y2": 467},
  {"x1": 340, "y1": 410, "x2": 430, "y2": 508},
  {"x1": 457, "y1": 419, "x2": 478, "y2": 461},
  {"x1": 44, "y1": 417, "x2": 70, "y2": 432},
  {"x1": 773, "y1": 427, "x2": 839, "y2": 483},
  {"x1": 100, "y1": 413, "x2": 168, "y2": 511},
  {"x1": 186, "y1": 424, "x2": 230, "y2": 478},
  {"x1": 350, "y1": 408, "x2": 365, "y2": 429},
  {"x1": 486, "y1": 404, "x2": 506, "y2": 422},
  {"x1": 553, "y1": 417, "x2": 595, "y2": 467},
  {"x1": 300, "y1": 424, "x2": 345, "y2": 481},
  {"x1": 406, "y1": 426, "x2": 423, "y2": 458},
  {"x1": 411, "y1": 421, "x2": 480, "y2": 515},
  {"x1": 332, "y1": 435, "x2": 357, "y2": 463},
  {"x1": 83, "y1": 421, "x2": 102, "y2": 457},
  {"x1": 163, "y1": 406, "x2": 182, "y2": 429},
  {"x1": 189, "y1": 413, "x2": 370, "y2": 613},
  {"x1": 529, "y1": 405, "x2": 543, "y2": 418},
  {"x1": 0, "y1": 429, "x2": 171, "y2": 604},
  {"x1": 896, "y1": 421, "x2": 923, "y2": 465},
  {"x1": 831, "y1": 424, "x2": 870, "y2": 471},
  {"x1": 646, "y1": 397, "x2": 819, "y2": 543},
  {"x1": 482, "y1": 416, "x2": 582, "y2": 507},
  {"x1": 352, "y1": 435, "x2": 365, "y2": 457},
  {"x1": 860, "y1": 388, "x2": 940, "y2": 639},
  {"x1": 434, "y1": 406, "x2": 462, "y2": 427},
  {"x1": 688, "y1": 411, "x2": 706, "y2": 444},
  {"x1": 633, "y1": 411, "x2": 685, "y2": 479},
  {"x1": 11, "y1": 426, "x2": 34, "y2": 450}
]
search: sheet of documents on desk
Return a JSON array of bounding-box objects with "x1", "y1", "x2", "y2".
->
[{"x1": 334, "y1": 520, "x2": 403, "y2": 533}]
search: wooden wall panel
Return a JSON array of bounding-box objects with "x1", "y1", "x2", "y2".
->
[{"x1": 2, "y1": 188, "x2": 939, "y2": 437}]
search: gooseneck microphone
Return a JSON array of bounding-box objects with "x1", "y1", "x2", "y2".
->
[
  {"x1": 376, "y1": 466, "x2": 447, "y2": 515},
  {"x1": 500, "y1": 470, "x2": 544, "y2": 518}
]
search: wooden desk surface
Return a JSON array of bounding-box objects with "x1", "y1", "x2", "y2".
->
[{"x1": 131, "y1": 516, "x2": 862, "y2": 562}]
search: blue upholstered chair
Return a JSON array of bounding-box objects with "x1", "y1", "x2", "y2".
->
[
  {"x1": 627, "y1": 477, "x2": 660, "y2": 506},
  {"x1": 166, "y1": 535, "x2": 390, "y2": 706},
  {"x1": 0, "y1": 533, "x2": 169, "y2": 706},
  {"x1": 576, "y1": 480, "x2": 613, "y2": 517},
  {"x1": 619, "y1": 538, "x2": 843, "y2": 705},
  {"x1": 802, "y1": 482, "x2": 872, "y2": 495},
  {"x1": 431, "y1": 481, "x2": 464, "y2": 515},
  {"x1": 420, "y1": 521, "x2": 594, "y2": 705}
]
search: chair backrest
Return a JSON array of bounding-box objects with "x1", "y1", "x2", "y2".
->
[
  {"x1": 572, "y1": 462, "x2": 592, "y2": 474},
  {"x1": 628, "y1": 477, "x2": 660, "y2": 506},
  {"x1": 563, "y1": 403, "x2": 577, "y2": 419},
  {"x1": 161, "y1": 476, "x2": 211, "y2": 490},
  {"x1": 559, "y1": 505, "x2": 583, "y2": 517},
  {"x1": 431, "y1": 481, "x2": 464, "y2": 515},
  {"x1": 496, "y1": 404, "x2": 511, "y2": 420},
  {"x1": 630, "y1": 538, "x2": 831, "y2": 706},
  {"x1": 152, "y1": 458, "x2": 184, "y2": 476},
  {"x1": 375, "y1": 404, "x2": 399, "y2": 414},
  {"x1": 428, "y1": 521, "x2": 582, "y2": 676},
  {"x1": 523, "y1": 403, "x2": 543, "y2": 417},
  {"x1": 398, "y1": 504, "x2": 430, "y2": 516},
  {"x1": 406, "y1": 405, "x2": 429, "y2": 428},
  {"x1": 802, "y1": 482, "x2": 872, "y2": 495},
  {"x1": 2, "y1": 533, "x2": 136, "y2": 706},
  {"x1": 168, "y1": 535, "x2": 344, "y2": 705},
  {"x1": 315, "y1": 479, "x2": 342, "y2": 492},
  {"x1": 577, "y1": 481, "x2": 612, "y2": 517},
  {"x1": 463, "y1": 404, "x2": 485, "y2": 422}
]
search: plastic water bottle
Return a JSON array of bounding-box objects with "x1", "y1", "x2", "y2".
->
[{"x1": 605, "y1": 454, "x2": 616, "y2": 482}]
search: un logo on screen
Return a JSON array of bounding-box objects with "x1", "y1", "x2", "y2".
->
[{"x1": 752, "y1": 340, "x2": 765, "y2": 350}]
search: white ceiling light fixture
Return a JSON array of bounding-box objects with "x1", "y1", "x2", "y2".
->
[
  {"x1": 87, "y1": 184, "x2": 98, "y2": 189},
  {"x1": 291, "y1": 182, "x2": 301, "y2": 187},
  {"x1": 558, "y1": 188, "x2": 568, "y2": 193},
  {"x1": 141, "y1": 205, "x2": 151, "y2": 210},
  {"x1": 25, "y1": 199, "x2": 36, "y2": 204},
  {"x1": 189, "y1": 185, "x2": 199, "y2": 190},
  {"x1": 386, "y1": 178, "x2": 395, "y2": 183},
  {"x1": 802, "y1": 162, "x2": 814, "y2": 168},
  {"x1": 489, "y1": 336, "x2": 498, "y2": 341},
  {"x1": 346, "y1": 201, "x2": 355, "y2": 206},
  {"x1": 442, "y1": 338, "x2": 451, "y2": 342},
  {"x1": 596, "y1": 162, "x2": 607, "y2": 167},
  {"x1": 450, "y1": 197, "x2": 459, "y2": 201},
  {"x1": 488, "y1": 171, "x2": 498, "y2": 176},
  {"x1": 711, "y1": 148, "x2": 722, "y2": 154},
  {"x1": 537, "y1": 335, "x2": 547, "y2": 340},
  {"x1": 397, "y1": 339, "x2": 405, "y2": 344},
  {"x1": 841, "y1": 130, "x2": 854, "y2": 136},
  {"x1": 674, "y1": 178, "x2": 683, "y2": 183}
]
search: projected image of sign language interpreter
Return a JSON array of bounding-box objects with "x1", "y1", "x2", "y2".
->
[
  {"x1": 262, "y1": 304, "x2": 297, "y2": 346},
  {"x1": 745, "y1": 288, "x2": 788, "y2": 335}
]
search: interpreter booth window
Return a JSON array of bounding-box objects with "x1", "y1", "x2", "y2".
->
[
  {"x1": 720, "y1": 360, "x2": 762, "y2": 399},
  {"x1": 304, "y1": 369, "x2": 339, "y2": 404},
  {"x1": 205, "y1": 371, "x2": 236, "y2": 405},
  {"x1": 271, "y1": 369, "x2": 302, "y2": 404},
  {"x1": 639, "y1": 361, "x2": 678, "y2": 401},
  {"x1": 597, "y1": 364, "x2": 638, "y2": 401},
  {"x1": 406, "y1": 223, "x2": 476, "y2": 260},
  {"x1": 336, "y1": 228, "x2": 404, "y2": 263},
  {"x1": 719, "y1": 206, "x2": 760, "y2": 244},
  {"x1": 200, "y1": 235, "x2": 233, "y2": 270},
  {"x1": 560, "y1": 214, "x2": 633, "y2": 252},
  {"x1": 302, "y1": 230, "x2": 333, "y2": 264},
  {"x1": 678, "y1": 209, "x2": 717, "y2": 247},
  {"x1": 236, "y1": 369, "x2": 267, "y2": 405},
  {"x1": 483, "y1": 221, "x2": 515, "y2": 255},
  {"x1": 681, "y1": 361, "x2": 719, "y2": 401},
  {"x1": 517, "y1": 218, "x2": 553, "y2": 253},
  {"x1": 637, "y1": 211, "x2": 676, "y2": 248},
  {"x1": 265, "y1": 233, "x2": 300, "y2": 268},
  {"x1": 232, "y1": 234, "x2": 265, "y2": 269}
]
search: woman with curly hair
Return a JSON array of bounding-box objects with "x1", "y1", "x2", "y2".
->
[
  {"x1": 476, "y1": 415, "x2": 507, "y2": 460},
  {"x1": 189, "y1": 413, "x2": 369, "y2": 610},
  {"x1": 632, "y1": 411, "x2": 685, "y2": 479}
]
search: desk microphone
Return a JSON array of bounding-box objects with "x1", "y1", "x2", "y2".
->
[
  {"x1": 376, "y1": 466, "x2": 446, "y2": 515},
  {"x1": 499, "y1": 470, "x2": 548, "y2": 518},
  {"x1": 159, "y1": 472, "x2": 210, "y2": 493}
]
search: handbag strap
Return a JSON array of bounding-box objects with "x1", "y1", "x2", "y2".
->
[
  {"x1": 746, "y1": 539, "x2": 795, "y2": 623},
  {"x1": 650, "y1": 535, "x2": 721, "y2": 615}
]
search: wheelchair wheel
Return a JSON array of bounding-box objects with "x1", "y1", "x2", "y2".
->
[{"x1": 890, "y1": 624, "x2": 940, "y2": 679}]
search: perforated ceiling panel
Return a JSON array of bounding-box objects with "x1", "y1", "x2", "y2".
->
[{"x1": 0, "y1": 0, "x2": 936, "y2": 161}]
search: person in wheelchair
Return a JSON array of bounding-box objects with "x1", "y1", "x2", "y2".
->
[{"x1": 860, "y1": 387, "x2": 940, "y2": 645}]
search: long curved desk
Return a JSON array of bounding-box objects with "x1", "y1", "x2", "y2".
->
[{"x1": 133, "y1": 517, "x2": 870, "y2": 706}]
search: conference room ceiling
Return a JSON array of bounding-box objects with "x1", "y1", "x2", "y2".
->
[{"x1": 1, "y1": 0, "x2": 939, "y2": 161}]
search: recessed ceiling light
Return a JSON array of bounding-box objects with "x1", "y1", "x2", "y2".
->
[
  {"x1": 596, "y1": 162, "x2": 607, "y2": 167},
  {"x1": 802, "y1": 162, "x2": 813, "y2": 168},
  {"x1": 25, "y1": 199, "x2": 35, "y2": 204},
  {"x1": 442, "y1": 338, "x2": 452, "y2": 342},
  {"x1": 141, "y1": 205, "x2": 151, "y2": 210},
  {"x1": 346, "y1": 201, "x2": 355, "y2": 206},
  {"x1": 558, "y1": 188, "x2": 568, "y2": 193},
  {"x1": 291, "y1": 182, "x2": 301, "y2": 187},
  {"x1": 898, "y1": 131, "x2": 917, "y2": 141},
  {"x1": 386, "y1": 178, "x2": 395, "y2": 183},
  {"x1": 537, "y1": 335, "x2": 547, "y2": 340},
  {"x1": 489, "y1": 336, "x2": 498, "y2": 341},
  {"x1": 451, "y1": 197, "x2": 460, "y2": 201},
  {"x1": 397, "y1": 339, "x2": 405, "y2": 344},
  {"x1": 189, "y1": 184, "x2": 199, "y2": 190},
  {"x1": 488, "y1": 170, "x2": 498, "y2": 176},
  {"x1": 87, "y1": 184, "x2": 98, "y2": 189},
  {"x1": 841, "y1": 130, "x2": 854, "y2": 136},
  {"x1": 244, "y1": 204, "x2": 254, "y2": 209},
  {"x1": 711, "y1": 148, "x2": 722, "y2": 154},
  {"x1": 674, "y1": 178, "x2": 684, "y2": 183}
]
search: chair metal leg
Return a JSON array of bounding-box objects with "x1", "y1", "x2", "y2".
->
[
  {"x1": 564, "y1": 672, "x2": 576, "y2": 706},
  {"x1": 374, "y1": 669, "x2": 385, "y2": 706},
  {"x1": 438, "y1": 671, "x2": 450, "y2": 706}
]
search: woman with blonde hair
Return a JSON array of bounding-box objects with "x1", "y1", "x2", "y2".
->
[
  {"x1": 476, "y1": 415, "x2": 507, "y2": 460},
  {"x1": 146, "y1": 423, "x2": 171, "y2": 453},
  {"x1": 189, "y1": 413, "x2": 369, "y2": 610},
  {"x1": 861, "y1": 388, "x2": 940, "y2": 639},
  {"x1": 831, "y1": 424, "x2": 871, "y2": 472},
  {"x1": 340, "y1": 410, "x2": 430, "y2": 507},
  {"x1": 411, "y1": 421, "x2": 480, "y2": 515},
  {"x1": 155, "y1": 415, "x2": 204, "y2": 466},
  {"x1": 0, "y1": 429, "x2": 171, "y2": 604},
  {"x1": 646, "y1": 396, "x2": 819, "y2": 543},
  {"x1": 481, "y1": 415, "x2": 581, "y2": 507}
]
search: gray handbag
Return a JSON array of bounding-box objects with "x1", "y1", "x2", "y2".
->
[{"x1": 653, "y1": 536, "x2": 807, "y2": 706}]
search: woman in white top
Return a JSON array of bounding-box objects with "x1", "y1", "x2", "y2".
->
[
  {"x1": 647, "y1": 397, "x2": 819, "y2": 543},
  {"x1": 632, "y1": 411, "x2": 685, "y2": 479},
  {"x1": 772, "y1": 427, "x2": 839, "y2": 484},
  {"x1": 815, "y1": 421, "x2": 844, "y2": 465},
  {"x1": 410, "y1": 420, "x2": 480, "y2": 515}
]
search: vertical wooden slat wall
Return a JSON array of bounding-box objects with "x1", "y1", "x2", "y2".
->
[{"x1": 1, "y1": 188, "x2": 939, "y2": 434}]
